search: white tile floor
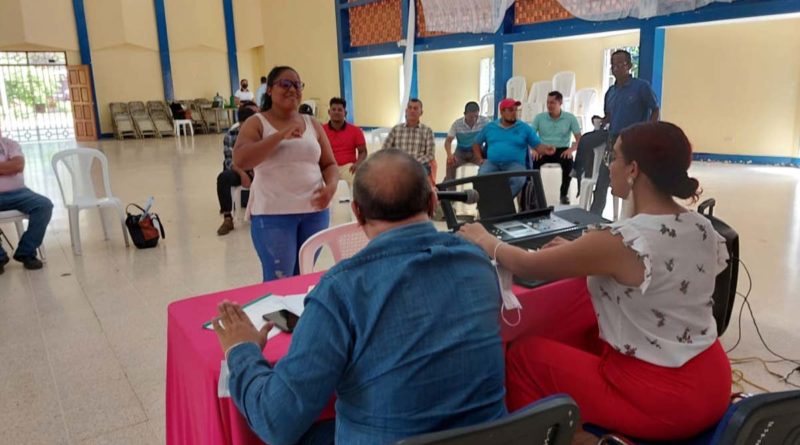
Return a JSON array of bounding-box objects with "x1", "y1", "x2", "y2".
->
[{"x1": 1, "y1": 134, "x2": 798, "y2": 444}]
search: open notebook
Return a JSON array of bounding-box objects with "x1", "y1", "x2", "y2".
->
[
  {"x1": 204, "y1": 293, "x2": 307, "y2": 340},
  {"x1": 211, "y1": 292, "x2": 308, "y2": 398}
]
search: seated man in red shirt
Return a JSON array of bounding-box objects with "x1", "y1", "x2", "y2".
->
[{"x1": 322, "y1": 97, "x2": 367, "y2": 188}]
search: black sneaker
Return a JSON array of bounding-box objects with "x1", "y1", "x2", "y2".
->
[
  {"x1": 13, "y1": 255, "x2": 43, "y2": 270},
  {"x1": 0, "y1": 256, "x2": 9, "y2": 275},
  {"x1": 560, "y1": 196, "x2": 570, "y2": 205}
]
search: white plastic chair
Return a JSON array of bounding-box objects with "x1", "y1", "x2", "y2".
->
[
  {"x1": 505, "y1": 76, "x2": 528, "y2": 103},
  {"x1": 479, "y1": 93, "x2": 494, "y2": 117},
  {"x1": 301, "y1": 99, "x2": 318, "y2": 117},
  {"x1": 334, "y1": 179, "x2": 355, "y2": 222},
  {"x1": 525, "y1": 80, "x2": 553, "y2": 121},
  {"x1": 371, "y1": 128, "x2": 391, "y2": 147},
  {"x1": 453, "y1": 164, "x2": 479, "y2": 215},
  {"x1": 230, "y1": 186, "x2": 250, "y2": 222},
  {"x1": 0, "y1": 210, "x2": 46, "y2": 260},
  {"x1": 174, "y1": 119, "x2": 194, "y2": 138},
  {"x1": 552, "y1": 71, "x2": 576, "y2": 112},
  {"x1": 51, "y1": 149, "x2": 131, "y2": 255},
  {"x1": 298, "y1": 221, "x2": 369, "y2": 274},
  {"x1": 572, "y1": 88, "x2": 598, "y2": 131}
]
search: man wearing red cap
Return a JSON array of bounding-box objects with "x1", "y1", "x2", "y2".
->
[{"x1": 472, "y1": 98, "x2": 555, "y2": 196}]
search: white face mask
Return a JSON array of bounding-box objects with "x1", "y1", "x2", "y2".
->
[{"x1": 493, "y1": 260, "x2": 522, "y2": 326}]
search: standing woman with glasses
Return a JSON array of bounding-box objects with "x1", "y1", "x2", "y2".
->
[
  {"x1": 234, "y1": 66, "x2": 339, "y2": 281},
  {"x1": 459, "y1": 122, "x2": 732, "y2": 441}
]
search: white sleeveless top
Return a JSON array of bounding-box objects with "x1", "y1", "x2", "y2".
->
[
  {"x1": 244, "y1": 114, "x2": 324, "y2": 215},
  {"x1": 587, "y1": 211, "x2": 729, "y2": 367}
]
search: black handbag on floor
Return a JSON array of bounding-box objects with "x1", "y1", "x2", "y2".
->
[{"x1": 125, "y1": 203, "x2": 165, "y2": 249}]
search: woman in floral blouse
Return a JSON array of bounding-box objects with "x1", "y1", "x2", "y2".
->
[{"x1": 460, "y1": 121, "x2": 731, "y2": 441}]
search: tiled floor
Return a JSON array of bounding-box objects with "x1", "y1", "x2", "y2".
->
[{"x1": 1, "y1": 133, "x2": 798, "y2": 444}]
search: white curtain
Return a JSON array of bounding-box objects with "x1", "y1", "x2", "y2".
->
[
  {"x1": 556, "y1": 0, "x2": 732, "y2": 21},
  {"x1": 399, "y1": 1, "x2": 416, "y2": 123},
  {"x1": 419, "y1": 0, "x2": 515, "y2": 34}
]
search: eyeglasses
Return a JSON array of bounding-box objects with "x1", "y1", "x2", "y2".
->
[
  {"x1": 603, "y1": 150, "x2": 616, "y2": 167},
  {"x1": 273, "y1": 79, "x2": 305, "y2": 91}
]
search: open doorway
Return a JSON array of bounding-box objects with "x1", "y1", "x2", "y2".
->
[{"x1": 0, "y1": 51, "x2": 75, "y2": 142}]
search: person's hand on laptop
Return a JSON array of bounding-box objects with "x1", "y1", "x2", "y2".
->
[{"x1": 213, "y1": 300, "x2": 273, "y2": 356}]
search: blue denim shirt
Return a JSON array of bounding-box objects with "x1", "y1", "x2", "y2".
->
[
  {"x1": 227, "y1": 221, "x2": 507, "y2": 445},
  {"x1": 604, "y1": 77, "x2": 659, "y2": 136}
]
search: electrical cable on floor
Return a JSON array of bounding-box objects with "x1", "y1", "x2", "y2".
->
[
  {"x1": 724, "y1": 258, "x2": 800, "y2": 391},
  {"x1": 731, "y1": 368, "x2": 770, "y2": 393}
]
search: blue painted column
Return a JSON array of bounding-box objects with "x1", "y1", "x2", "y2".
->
[
  {"x1": 71, "y1": 0, "x2": 102, "y2": 137},
  {"x1": 638, "y1": 22, "x2": 665, "y2": 105},
  {"x1": 335, "y1": 0, "x2": 350, "y2": 99},
  {"x1": 493, "y1": 42, "x2": 513, "y2": 119},
  {"x1": 343, "y1": 60, "x2": 355, "y2": 123},
  {"x1": 153, "y1": 0, "x2": 174, "y2": 101},
  {"x1": 410, "y1": 54, "x2": 419, "y2": 99},
  {"x1": 222, "y1": 0, "x2": 239, "y2": 96},
  {"x1": 493, "y1": 6, "x2": 515, "y2": 119}
]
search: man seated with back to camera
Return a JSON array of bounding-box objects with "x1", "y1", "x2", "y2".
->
[
  {"x1": 216, "y1": 101, "x2": 259, "y2": 235},
  {"x1": 212, "y1": 149, "x2": 506, "y2": 445}
]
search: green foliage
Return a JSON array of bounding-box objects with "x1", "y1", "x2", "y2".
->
[{"x1": 3, "y1": 69, "x2": 60, "y2": 117}]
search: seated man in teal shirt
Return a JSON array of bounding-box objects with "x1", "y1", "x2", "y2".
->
[
  {"x1": 531, "y1": 91, "x2": 582, "y2": 204},
  {"x1": 213, "y1": 149, "x2": 506, "y2": 445},
  {"x1": 473, "y1": 98, "x2": 555, "y2": 197}
]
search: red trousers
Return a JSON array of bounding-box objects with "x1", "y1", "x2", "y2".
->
[{"x1": 505, "y1": 283, "x2": 732, "y2": 441}]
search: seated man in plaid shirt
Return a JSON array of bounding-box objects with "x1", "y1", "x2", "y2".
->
[
  {"x1": 382, "y1": 99, "x2": 436, "y2": 181},
  {"x1": 216, "y1": 102, "x2": 258, "y2": 236}
]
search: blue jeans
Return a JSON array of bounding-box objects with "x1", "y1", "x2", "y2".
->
[
  {"x1": 250, "y1": 209, "x2": 330, "y2": 282},
  {"x1": 478, "y1": 160, "x2": 527, "y2": 197},
  {"x1": 0, "y1": 187, "x2": 53, "y2": 260}
]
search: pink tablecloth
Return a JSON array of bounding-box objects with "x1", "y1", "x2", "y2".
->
[{"x1": 166, "y1": 272, "x2": 587, "y2": 445}]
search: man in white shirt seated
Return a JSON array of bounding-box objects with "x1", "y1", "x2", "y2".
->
[{"x1": 0, "y1": 130, "x2": 53, "y2": 273}]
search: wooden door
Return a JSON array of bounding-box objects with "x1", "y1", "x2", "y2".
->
[{"x1": 67, "y1": 65, "x2": 98, "y2": 141}]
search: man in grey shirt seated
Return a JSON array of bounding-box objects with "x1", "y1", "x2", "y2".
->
[
  {"x1": 213, "y1": 149, "x2": 507, "y2": 445},
  {"x1": 444, "y1": 101, "x2": 490, "y2": 186}
]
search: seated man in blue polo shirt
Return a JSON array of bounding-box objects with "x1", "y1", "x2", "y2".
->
[
  {"x1": 213, "y1": 149, "x2": 506, "y2": 445},
  {"x1": 444, "y1": 101, "x2": 490, "y2": 186},
  {"x1": 473, "y1": 98, "x2": 555, "y2": 197}
]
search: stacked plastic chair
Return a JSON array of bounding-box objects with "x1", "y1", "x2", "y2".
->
[
  {"x1": 128, "y1": 101, "x2": 159, "y2": 138},
  {"x1": 147, "y1": 101, "x2": 174, "y2": 137},
  {"x1": 552, "y1": 71, "x2": 576, "y2": 112},
  {"x1": 190, "y1": 99, "x2": 211, "y2": 133},
  {"x1": 109, "y1": 102, "x2": 138, "y2": 139},
  {"x1": 479, "y1": 92, "x2": 494, "y2": 117},
  {"x1": 522, "y1": 80, "x2": 553, "y2": 122},
  {"x1": 572, "y1": 88, "x2": 598, "y2": 131}
]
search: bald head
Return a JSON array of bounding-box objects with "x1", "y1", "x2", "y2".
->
[{"x1": 353, "y1": 149, "x2": 433, "y2": 222}]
